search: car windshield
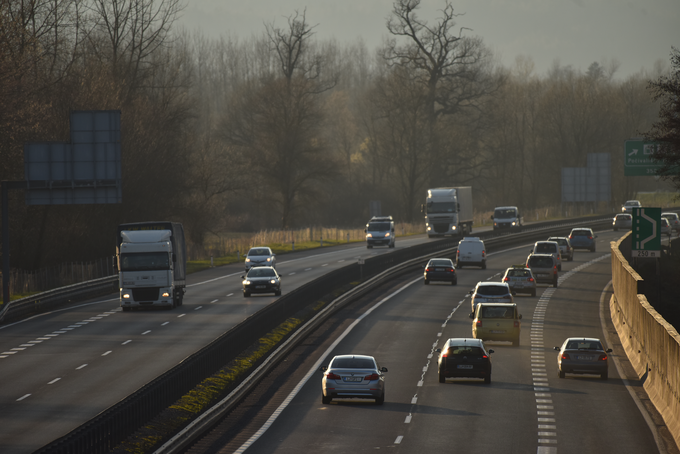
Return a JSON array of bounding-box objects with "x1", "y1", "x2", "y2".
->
[
  {"x1": 427, "y1": 202, "x2": 457, "y2": 213},
  {"x1": 430, "y1": 260, "x2": 453, "y2": 267},
  {"x1": 529, "y1": 256, "x2": 554, "y2": 268},
  {"x1": 535, "y1": 243, "x2": 556, "y2": 253},
  {"x1": 494, "y1": 209, "x2": 516, "y2": 217},
  {"x1": 331, "y1": 357, "x2": 375, "y2": 369},
  {"x1": 624, "y1": 201, "x2": 639, "y2": 206},
  {"x1": 566, "y1": 341, "x2": 603, "y2": 350},
  {"x1": 507, "y1": 269, "x2": 530, "y2": 277},
  {"x1": 476, "y1": 285, "x2": 509, "y2": 296},
  {"x1": 616, "y1": 215, "x2": 631, "y2": 220},
  {"x1": 481, "y1": 307, "x2": 516, "y2": 318},
  {"x1": 449, "y1": 346, "x2": 484, "y2": 355},
  {"x1": 548, "y1": 238, "x2": 567, "y2": 246},
  {"x1": 571, "y1": 230, "x2": 591, "y2": 237},
  {"x1": 368, "y1": 222, "x2": 390, "y2": 231},
  {"x1": 247, "y1": 268, "x2": 276, "y2": 278},
  {"x1": 248, "y1": 248, "x2": 270, "y2": 256},
  {"x1": 120, "y1": 252, "x2": 170, "y2": 271}
]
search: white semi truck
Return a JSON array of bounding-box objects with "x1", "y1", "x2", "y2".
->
[
  {"x1": 117, "y1": 222, "x2": 186, "y2": 311},
  {"x1": 422, "y1": 187, "x2": 473, "y2": 238}
]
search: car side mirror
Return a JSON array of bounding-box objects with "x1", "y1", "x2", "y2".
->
[
  {"x1": 488, "y1": 349, "x2": 494, "y2": 354},
  {"x1": 512, "y1": 291, "x2": 517, "y2": 296},
  {"x1": 435, "y1": 348, "x2": 442, "y2": 353},
  {"x1": 319, "y1": 366, "x2": 327, "y2": 372},
  {"x1": 241, "y1": 276, "x2": 245, "y2": 280},
  {"x1": 606, "y1": 348, "x2": 612, "y2": 353},
  {"x1": 519, "y1": 314, "x2": 522, "y2": 319},
  {"x1": 490, "y1": 215, "x2": 494, "y2": 220},
  {"x1": 469, "y1": 312, "x2": 474, "y2": 319},
  {"x1": 553, "y1": 347, "x2": 560, "y2": 351},
  {"x1": 381, "y1": 367, "x2": 388, "y2": 372}
]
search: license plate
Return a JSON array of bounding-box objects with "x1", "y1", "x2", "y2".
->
[
  {"x1": 344, "y1": 377, "x2": 362, "y2": 382},
  {"x1": 514, "y1": 283, "x2": 524, "y2": 287},
  {"x1": 436, "y1": 268, "x2": 445, "y2": 271},
  {"x1": 256, "y1": 285, "x2": 266, "y2": 289},
  {"x1": 457, "y1": 364, "x2": 473, "y2": 369},
  {"x1": 577, "y1": 355, "x2": 593, "y2": 361},
  {"x1": 537, "y1": 273, "x2": 547, "y2": 277},
  {"x1": 490, "y1": 330, "x2": 506, "y2": 334}
]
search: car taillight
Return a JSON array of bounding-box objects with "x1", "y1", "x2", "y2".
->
[
  {"x1": 476, "y1": 320, "x2": 482, "y2": 328},
  {"x1": 365, "y1": 373, "x2": 380, "y2": 380},
  {"x1": 482, "y1": 355, "x2": 488, "y2": 359},
  {"x1": 441, "y1": 351, "x2": 448, "y2": 358},
  {"x1": 554, "y1": 266, "x2": 558, "y2": 274},
  {"x1": 588, "y1": 236, "x2": 593, "y2": 240},
  {"x1": 456, "y1": 250, "x2": 460, "y2": 257},
  {"x1": 569, "y1": 235, "x2": 573, "y2": 239},
  {"x1": 514, "y1": 321, "x2": 520, "y2": 328},
  {"x1": 503, "y1": 277, "x2": 509, "y2": 282},
  {"x1": 598, "y1": 354, "x2": 608, "y2": 361},
  {"x1": 425, "y1": 267, "x2": 432, "y2": 272},
  {"x1": 482, "y1": 250, "x2": 486, "y2": 257},
  {"x1": 561, "y1": 353, "x2": 570, "y2": 360},
  {"x1": 326, "y1": 372, "x2": 341, "y2": 380},
  {"x1": 528, "y1": 277, "x2": 534, "y2": 282},
  {"x1": 447, "y1": 268, "x2": 454, "y2": 272}
]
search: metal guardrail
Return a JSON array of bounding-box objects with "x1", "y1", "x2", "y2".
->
[{"x1": 32, "y1": 214, "x2": 615, "y2": 454}]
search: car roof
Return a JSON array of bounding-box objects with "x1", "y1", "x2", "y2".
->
[
  {"x1": 248, "y1": 246, "x2": 272, "y2": 252},
  {"x1": 460, "y1": 236, "x2": 482, "y2": 242},
  {"x1": 429, "y1": 257, "x2": 453, "y2": 261},
  {"x1": 475, "y1": 282, "x2": 511, "y2": 289},
  {"x1": 565, "y1": 337, "x2": 602, "y2": 343},
  {"x1": 624, "y1": 200, "x2": 640, "y2": 204},
  {"x1": 570, "y1": 227, "x2": 593, "y2": 232},
  {"x1": 662, "y1": 212, "x2": 678, "y2": 217},
  {"x1": 535, "y1": 240, "x2": 558, "y2": 244},
  {"x1": 494, "y1": 206, "x2": 518, "y2": 210},
  {"x1": 332, "y1": 354, "x2": 375, "y2": 361},
  {"x1": 445, "y1": 338, "x2": 484, "y2": 346},
  {"x1": 505, "y1": 265, "x2": 531, "y2": 271},
  {"x1": 477, "y1": 302, "x2": 517, "y2": 307},
  {"x1": 547, "y1": 236, "x2": 567, "y2": 240}
]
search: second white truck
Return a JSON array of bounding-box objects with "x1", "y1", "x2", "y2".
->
[{"x1": 422, "y1": 187, "x2": 473, "y2": 238}]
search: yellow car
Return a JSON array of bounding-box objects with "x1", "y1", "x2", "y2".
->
[{"x1": 471, "y1": 302, "x2": 522, "y2": 347}]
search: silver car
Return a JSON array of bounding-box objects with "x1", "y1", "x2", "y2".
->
[
  {"x1": 320, "y1": 355, "x2": 387, "y2": 405},
  {"x1": 554, "y1": 337, "x2": 612, "y2": 379},
  {"x1": 612, "y1": 213, "x2": 633, "y2": 231},
  {"x1": 469, "y1": 281, "x2": 514, "y2": 314},
  {"x1": 662, "y1": 212, "x2": 680, "y2": 233},
  {"x1": 621, "y1": 200, "x2": 641, "y2": 213},
  {"x1": 244, "y1": 247, "x2": 276, "y2": 271},
  {"x1": 526, "y1": 254, "x2": 558, "y2": 287},
  {"x1": 547, "y1": 236, "x2": 574, "y2": 261},
  {"x1": 531, "y1": 240, "x2": 562, "y2": 271},
  {"x1": 502, "y1": 266, "x2": 537, "y2": 297}
]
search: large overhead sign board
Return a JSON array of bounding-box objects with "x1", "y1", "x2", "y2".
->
[
  {"x1": 632, "y1": 207, "x2": 661, "y2": 258},
  {"x1": 624, "y1": 140, "x2": 663, "y2": 176}
]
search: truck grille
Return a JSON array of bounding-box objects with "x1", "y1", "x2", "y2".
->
[
  {"x1": 132, "y1": 287, "x2": 160, "y2": 301},
  {"x1": 433, "y1": 223, "x2": 449, "y2": 233}
]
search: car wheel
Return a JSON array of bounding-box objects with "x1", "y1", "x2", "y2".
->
[
  {"x1": 439, "y1": 369, "x2": 446, "y2": 383},
  {"x1": 558, "y1": 265, "x2": 562, "y2": 271},
  {"x1": 553, "y1": 279, "x2": 558, "y2": 288},
  {"x1": 367, "y1": 245, "x2": 372, "y2": 249},
  {"x1": 457, "y1": 263, "x2": 463, "y2": 269},
  {"x1": 512, "y1": 336, "x2": 520, "y2": 347},
  {"x1": 244, "y1": 291, "x2": 251, "y2": 298},
  {"x1": 530, "y1": 289, "x2": 536, "y2": 297},
  {"x1": 122, "y1": 307, "x2": 131, "y2": 312},
  {"x1": 601, "y1": 370, "x2": 608, "y2": 380},
  {"x1": 484, "y1": 373, "x2": 491, "y2": 384},
  {"x1": 591, "y1": 247, "x2": 596, "y2": 252},
  {"x1": 614, "y1": 228, "x2": 618, "y2": 231},
  {"x1": 275, "y1": 290, "x2": 281, "y2": 296},
  {"x1": 452, "y1": 279, "x2": 457, "y2": 286},
  {"x1": 322, "y1": 394, "x2": 331, "y2": 405},
  {"x1": 375, "y1": 392, "x2": 385, "y2": 405},
  {"x1": 424, "y1": 279, "x2": 430, "y2": 285},
  {"x1": 559, "y1": 370, "x2": 565, "y2": 379},
  {"x1": 481, "y1": 262, "x2": 487, "y2": 270}
]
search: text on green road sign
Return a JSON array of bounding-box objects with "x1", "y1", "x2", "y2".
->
[{"x1": 632, "y1": 207, "x2": 661, "y2": 258}]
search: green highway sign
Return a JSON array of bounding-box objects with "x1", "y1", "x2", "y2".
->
[
  {"x1": 632, "y1": 207, "x2": 661, "y2": 258},
  {"x1": 624, "y1": 140, "x2": 663, "y2": 176}
]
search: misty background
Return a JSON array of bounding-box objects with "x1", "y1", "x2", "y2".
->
[{"x1": 0, "y1": 0, "x2": 676, "y2": 272}]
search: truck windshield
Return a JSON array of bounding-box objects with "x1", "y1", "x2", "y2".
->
[
  {"x1": 427, "y1": 202, "x2": 457, "y2": 213},
  {"x1": 368, "y1": 222, "x2": 390, "y2": 231},
  {"x1": 494, "y1": 209, "x2": 516, "y2": 217},
  {"x1": 120, "y1": 252, "x2": 170, "y2": 271}
]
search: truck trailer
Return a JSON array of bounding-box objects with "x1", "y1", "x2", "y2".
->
[
  {"x1": 422, "y1": 187, "x2": 473, "y2": 238},
  {"x1": 117, "y1": 222, "x2": 186, "y2": 311}
]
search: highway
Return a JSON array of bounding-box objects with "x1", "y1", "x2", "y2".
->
[
  {"x1": 200, "y1": 230, "x2": 664, "y2": 454},
  {"x1": 0, "y1": 233, "x2": 455, "y2": 454}
]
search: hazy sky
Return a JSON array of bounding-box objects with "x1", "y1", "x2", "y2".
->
[{"x1": 177, "y1": 0, "x2": 679, "y2": 79}]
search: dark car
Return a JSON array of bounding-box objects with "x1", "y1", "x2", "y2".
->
[
  {"x1": 241, "y1": 266, "x2": 281, "y2": 297},
  {"x1": 568, "y1": 228, "x2": 597, "y2": 252},
  {"x1": 423, "y1": 258, "x2": 457, "y2": 285},
  {"x1": 436, "y1": 338, "x2": 493, "y2": 384},
  {"x1": 554, "y1": 337, "x2": 612, "y2": 379}
]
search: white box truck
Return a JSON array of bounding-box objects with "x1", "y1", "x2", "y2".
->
[
  {"x1": 117, "y1": 222, "x2": 186, "y2": 311},
  {"x1": 422, "y1": 187, "x2": 473, "y2": 238}
]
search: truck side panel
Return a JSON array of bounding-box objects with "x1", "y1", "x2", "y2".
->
[{"x1": 453, "y1": 186, "x2": 473, "y2": 223}]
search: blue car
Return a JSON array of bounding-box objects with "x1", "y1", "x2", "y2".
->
[{"x1": 568, "y1": 228, "x2": 597, "y2": 252}]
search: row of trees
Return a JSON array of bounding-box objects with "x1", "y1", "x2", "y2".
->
[{"x1": 0, "y1": 0, "x2": 675, "y2": 270}]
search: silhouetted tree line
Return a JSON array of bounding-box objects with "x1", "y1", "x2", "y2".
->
[{"x1": 0, "y1": 0, "x2": 673, "y2": 270}]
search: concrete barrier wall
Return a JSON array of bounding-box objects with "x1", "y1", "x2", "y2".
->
[{"x1": 610, "y1": 233, "x2": 680, "y2": 446}]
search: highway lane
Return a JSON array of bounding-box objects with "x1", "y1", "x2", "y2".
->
[
  {"x1": 238, "y1": 230, "x2": 661, "y2": 454},
  {"x1": 0, "y1": 232, "x2": 466, "y2": 453}
]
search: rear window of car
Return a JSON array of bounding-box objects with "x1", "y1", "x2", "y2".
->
[
  {"x1": 548, "y1": 238, "x2": 568, "y2": 246},
  {"x1": 332, "y1": 357, "x2": 375, "y2": 369},
  {"x1": 528, "y1": 256, "x2": 553, "y2": 268},
  {"x1": 506, "y1": 269, "x2": 530, "y2": 277},
  {"x1": 565, "y1": 341, "x2": 603, "y2": 350},
  {"x1": 535, "y1": 243, "x2": 557, "y2": 253},
  {"x1": 430, "y1": 260, "x2": 452, "y2": 267},
  {"x1": 481, "y1": 306, "x2": 516, "y2": 319},
  {"x1": 475, "y1": 285, "x2": 510, "y2": 296},
  {"x1": 249, "y1": 248, "x2": 270, "y2": 256},
  {"x1": 616, "y1": 214, "x2": 632, "y2": 220},
  {"x1": 448, "y1": 346, "x2": 484, "y2": 355},
  {"x1": 571, "y1": 229, "x2": 591, "y2": 236}
]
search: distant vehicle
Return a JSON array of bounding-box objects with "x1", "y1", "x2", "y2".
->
[
  {"x1": 470, "y1": 302, "x2": 522, "y2": 347},
  {"x1": 456, "y1": 237, "x2": 486, "y2": 269},
  {"x1": 502, "y1": 266, "x2": 537, "y2": 297},
  {"x1": 422, "y1": 187, "x2": 473, "y2": 238},
  {"x1": 621, "y1": 200, "x2": 641, "y2": 213},
  {"x1": 365, "y1": 216, "x2": 395, "y2": 248},
  {"x1": 547, "y1": 236, "x2": 573, "y2": 262},
  {"x1": 569, "y1": 228, "x2": 598, "y2": 252},
  {"x1": 241, "y1": 266, "x2": 281, "y2": 297},
  {"x1": 531, "y1": 241, "x2": 562, "y2": 271},
  {"x1": 469, "y1": 281, "x2": 514, "y2": 313},
  {"x1": 436, "y1": 338, "x2": 493, "y2": 384},
  {"x1": 491, "y1": 206, "x2": 522, "y2": 232},
  {"x1": 612, "y1": 213, "x2": 633, "y2": 231},
  {"x1": 662, "y1": 212, "x2": 680, "y2": 233},
  {"x1": 526, "y1": 254, "x2": 558, "y2": 288},
  {"x1": 554, "y1": 337, "x2": 612, "y2": 380},
  {"x1": 661, "y1": 217, "x2": 671, "y2": 237},
  {"x1": 117, "y1": 222, "x2": 186, "y2": 311},
  {"x1": 245, "y1": 247, "x2": 276, "y2": 271},
  {"x1": 320, "y1": 355, "x2": 387, "y2": 405},
  {"x1": 423, "y1": 258, "x2": 457, "y2": 285}
]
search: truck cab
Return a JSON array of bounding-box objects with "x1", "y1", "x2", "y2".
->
[
  {"x1": 365, "y1": 216, "x2": 395, "y2": 248},
  {"x1": 491, "y1": 206, "x2": 522, "y2": 232},
  {"x1": 423, "y1": 187, "x2": 473, "y2": 238}
]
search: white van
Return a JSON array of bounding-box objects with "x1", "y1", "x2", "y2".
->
[
  {"x1": 365, "y1": 216, "x2": 395, "y2": 248},
  {"x1": 456, "y1": 237, "x2": 486, "y2": 269}
]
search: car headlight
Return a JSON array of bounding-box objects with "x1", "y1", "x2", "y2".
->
[
  {"x1": 427, "y1": 226, "x2": 431, "y2": 231},
  {"x1": 244, "y1": 280, "x2": 250, "y2": 285},
  {"x1": 270, "y1": 279, "x2": 276, "y2": 284},
  {"x1": 452, "y1": 226, "x2": 456, "y2": 230},
  {"x1": 366, "y1": 233, "x2": 373, "y2": 238},
  {"x1": 267, "y1": 257, "x2": 271, "y2": 262},
  {"x1": 511, "y1": 221, "x2": 516, "y2": 226},
  {"x1": 385, "y1": 232, "x2": 390, "y2": 237},
  {"x1": 162, "y1": 292, "x2": 170, "y2": 297},
  {"x1": 122, "y1": 293, "x2": 130, "y2": 299},
  {"x1": 246, "y1": 258, "x2": 251, "y2": 262}
]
